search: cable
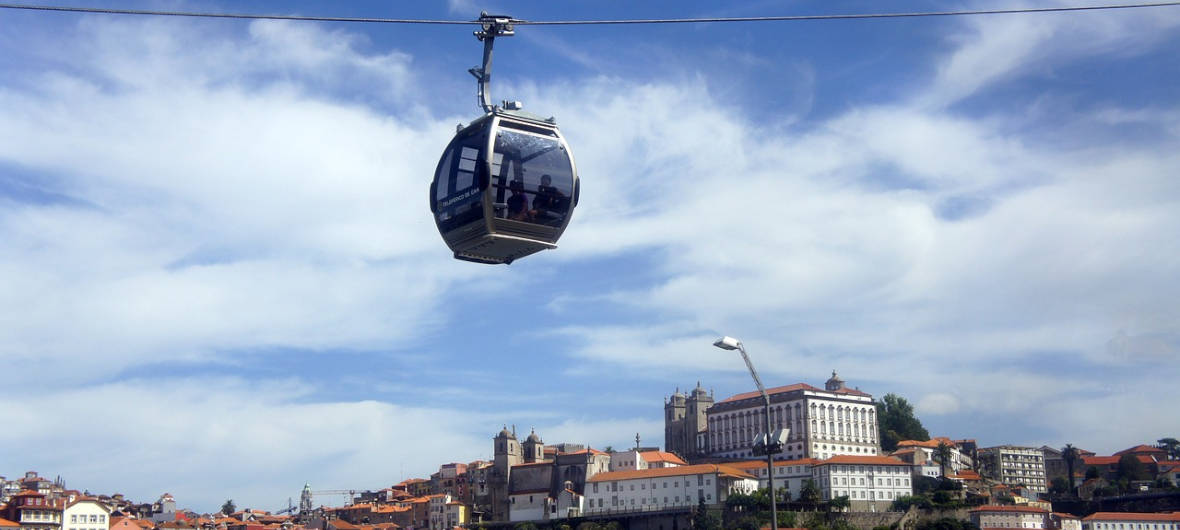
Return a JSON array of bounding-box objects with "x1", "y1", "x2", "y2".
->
[{"x1": 0, "y1": 1, "x2": 1178, "y2": 25}]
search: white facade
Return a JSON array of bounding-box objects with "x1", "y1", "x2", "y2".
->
[
  {"x1": 970, "y1": 506, "x2": 1050, "y2": 529},
  {"x1": 609, "y1": 449, "x2": 648, "y2": 472},
  {"x1": 706, "y1": 375, "x2": 879, "y2": 461},
  {"x1": 507, "y1": 491, "x2": 547, "y2": 523},
  {"x1": 64, "y1": 500, "x2": 110, "y2": 530},
  {"x1": 730, "y1": 459, "x2": 818, "y2": 501},
  {"x1": 1082, "y1": 513, "x2": 1180, "y2": 530},
  {"x1": 813, "y1": 456, "x2": 912, "y2": 512},
  {"x1": 584, "y1": 464, "x2": 757, "y2": 515}
]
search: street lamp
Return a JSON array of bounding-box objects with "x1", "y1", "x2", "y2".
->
[{"x1": 714, "y1": 336, "x2": 780, "y2": 530}]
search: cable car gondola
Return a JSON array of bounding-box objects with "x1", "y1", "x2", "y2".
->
[{"x1": 430, "y1": 13, "x2": 580, "y2": 265}]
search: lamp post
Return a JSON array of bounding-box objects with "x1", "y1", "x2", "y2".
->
[{"x1": 714, "y1": 336, "x2": 779, "y2": 530}]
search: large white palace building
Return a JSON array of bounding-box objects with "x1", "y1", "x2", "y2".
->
[{"x1": 668, "y1": 371, "x2": 880, "y2": 461}]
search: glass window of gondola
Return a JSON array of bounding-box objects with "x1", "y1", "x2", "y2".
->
[
  {"x1": 433, "y1": 127, "x2": 486, "y2": 233},
  {"x1": 490, "y1": 125, "x2": 574, "y2": 227}
]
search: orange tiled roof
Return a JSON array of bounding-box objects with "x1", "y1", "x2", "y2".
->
[
  {"x1": 1113, "y1": 445, "x2": 1167, "y2": 456},
  {"x1": 1052, "y1": 513, "x2": 1081, "y2": 520},
  {"x1": 970, "y1": 505, "x2": 1049, "y2": 514},
  {"x1": 588, "y1": 463, "x2": 755, "y2": 482},
  {"x1": 640, "y1": 451, "x2": 688, "y2": 465},
  {"x1": 948, "y1": 470, "x2": 982, "y2": 480},
  {"x1": 0, "y1": 518, "x2": 20, "y2": 528},
  {"x1": 728, "y1": 458, "x2": 820, "y2": 471},
  {"x1": 1083, "y1": 513, "x2": 1180, "y2": 522},
  {"x1": 897, "y1": 437, "x2": 958, "y2": 449},
  {"x1": 819, "y1": 455, "x2": 909, "y2": 466}
]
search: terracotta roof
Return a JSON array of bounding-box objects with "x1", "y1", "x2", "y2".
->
[
  {"x1": 0, "y1": 518, "x2": 19, "y2": 528},
  {"x1": 948, "y1": 470, "x2": 983, "y2": 480},
  {"x1": 330, "y1": 521, "x2": 361, "y2": 530},
  {"x1": 719, "y1": 383, "x2": 818, "y2": 403},
  {"x1": 819, "y1": 455, "x2": 909, "y2": 466},
  {"x1": 588, "y1": 463, "x2": 756, "y2": 482},
  {"x1": 897, "y1": 437, "x2": 958, "y2": 449},
  {"x1": 640, "y1": 451, "x2": 688, "y2": 465},
  {"x1": 1083, "y1": 513, "x2": 1180, "y2": 522},
  {"x1": 728, "y1": 458, "x2": 821, "y2": 471},
  {"x1": 969, "y1": 505, "x2": 1049, "y2": 514},
  {"x1": 1113, "y1": 445, "x2": 1167, "y2": 456},
  {"x1": 1083, "y1": 455, "x2": 1156, "y2": 466},
  {"x1": 1051, "y1": 513, "x2": 1081, "y2": 520}
]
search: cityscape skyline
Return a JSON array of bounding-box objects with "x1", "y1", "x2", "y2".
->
[{"x1": 2, "y1": 0, "x2": 1178, "y2": 516}]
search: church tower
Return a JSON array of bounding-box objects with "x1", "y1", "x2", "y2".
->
[
  {"x1": 664, "y1": 388, "x2": 687, "y2": 457},
  {"x1": 522, "y1": 429, "x2": 544, "y2": 463}
]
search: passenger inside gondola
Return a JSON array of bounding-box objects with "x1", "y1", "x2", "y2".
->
[
  {"x1": 532, "y1": 174, "x2": 566, "y2": 225},
  {"x1": 507, "y1": 178, "x2": 533, "y2": 221}
]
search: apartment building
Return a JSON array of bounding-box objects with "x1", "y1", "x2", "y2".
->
[{"x1": 979, "y1": 445, "x2": 1048, "y2": 495}]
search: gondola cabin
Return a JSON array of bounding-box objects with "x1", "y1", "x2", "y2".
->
[{"x1": 431, "y1": 107, "x2": 579, "y2": 264}]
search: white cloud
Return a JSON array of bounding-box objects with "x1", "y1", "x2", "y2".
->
[
  {"x1": 917, "y1": 393, "x2": 961, "y2": 416},
  {"x1": 0, "y1": 378, "x2": 491, "y2": 513}
]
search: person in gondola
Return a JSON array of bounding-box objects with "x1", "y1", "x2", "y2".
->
[
  {"x1": 507, "y1": 178, "x2": 533, "y2": 221},
  {"x1": 531, "y1": 174, "x2": 566, "y2": 224}
]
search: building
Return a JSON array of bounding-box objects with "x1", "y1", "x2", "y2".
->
[
  {"x1": 1, "y1": 490, "x2": 63, "y2": 530},
  {"x1": 609, "y1": 449, "x2": 685, "y2": 472},
  {"x1": 979, "y1": 445, "x2": 1048, "y2": 495},
  {"x1": 1051, "y1": 512, "x2": 1082, "y2": 530},
  {"x1": 1081, "y1": 512, "x2": 1180, "y2": 530},
  {"x1": 969, "y1": 505, "x2": 1050, "y2": 529},
  {"x1": 63, "y1": 498, "x2": 111, "y2": 530},
  {"x1": 583, "y1": 464, "x2": 757, "y2": 514},
  {"x1": 891, "y1": 437, "x2": 969, "y2": 478},
  {"x1": 693, "y1": 371, "x2": 878, "y2": 461},
  {"x1": 812, "y1": 455, "x2": 912, "y2": 512},
  {"x1": 728, "y1": 458, "x2": 819, "y2": 501},
  {"x1": 427, "y1": 493, "x2": 467, "y2": 530},
  {"x1": 664, "y1": 383, "x2": 714, "y2": 460},
  {"x1": 483, "y1": 426, "x2": 611, "y2": 523},
  {"x1": 430, "y1": 463, "x2": 467, "y2": 498}
]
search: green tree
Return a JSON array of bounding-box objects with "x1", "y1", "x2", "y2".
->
[
  {"x1": 693, "y1": 497, "x2": 722, "y2": 530},
  {"x1": 1063, "y1": 444, "x2": 1080, "y2": 497},
  {"x1": 1117, "y1": 454, "x2": 1148, "y2": 482},
  {"x1": 1158, "y1": 438, "x2": 1180, "y2": 460},
  {"x1": 513, "y1": 523, "x2": 539, "y2": 530},
  {"x1": 799, "y1": 479, "x2": 822, "y2": 509},
  {"x1": 828, "y1": 495, "x2": 851, "y2": 515},
  {"x1": 1050, "y1": 477, "x2": 1070, "y2": 495},
  {"x1": 934, "y1": 441, "x2": 954, "y2": 478},
  {"x1": 221, "y1": 500, "x2": 236, "y2": 516},
  {"x1": 876, "y1": 394, "x2": 930, "y2": 452}
]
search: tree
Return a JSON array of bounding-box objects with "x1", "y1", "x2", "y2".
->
[
  {"x1": 1050, "y1": 477, "x2": 1070, "y2": 495},
  {"x1": 1158, "y1": 438, "x2": 1180, "y2": 460},
  {"x1": 693, "y1": 497, "x2": 722, "y2": 530},
  {"x1": 799, "y1": 479, "x2": 822, "y2": 509},
  {"x1": 876, "y1": 394, "x2": 930, "y2": 452},
  {"x1": 1086, "y1": 466, "x2": 1100, "y2": 480},
  {"x1": 1062, "y1": 444, "x2": 1079, "y2": 497},
  {"x1": 934, "y1": 441, "x2": 954, "y2": 478},
  {"x1": 221, "y1": 500, "x2": 236, "y2": 516},
  {"x1": 1117, "y1": 454, "x2": 1148, "y2": 482}
]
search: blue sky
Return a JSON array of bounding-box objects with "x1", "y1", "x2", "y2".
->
[{"x1": 1, "y1": 0, "x2": 1179, "y2": 514}]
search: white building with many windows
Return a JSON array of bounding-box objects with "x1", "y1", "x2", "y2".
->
[
  {"x1": 703, "y1": 372, "x2": 879, "y2": 461},
  {"x1": 729, "y1": 458, "x2": 819, "y2": 501},
  {"x1": 813, "y1": 455, "x2": 913, "y2": 512},
  {"x1": 63, "y1": 498, "x2": 110, "y2": 530},
  {"x1": 583, "y1": 464, "x2": 757, "y2": 515},
  {"x1": 1081, "y1": 512, "x2": 1180, "y2": 530}
]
